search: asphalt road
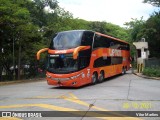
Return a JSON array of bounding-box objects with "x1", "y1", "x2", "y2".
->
[{"x1": 0, "y1": 71, "x2": 160, "y2": 120}]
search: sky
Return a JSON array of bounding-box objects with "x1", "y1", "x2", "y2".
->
[{"x1": 57, "y1": 0, "x2": 159, "y2": 27}]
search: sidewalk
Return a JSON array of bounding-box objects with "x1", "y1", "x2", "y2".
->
[
  {"x1": 0, "y1": 78, "x2": 45, "y2": 86},
  {"x1": 133, "y1": 69, "x2": 160, "y2": 80}
]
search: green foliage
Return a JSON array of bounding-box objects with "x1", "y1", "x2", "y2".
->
[
  {"x1": 142, "y1": 0, "x2": 160, "y2": 57},
  {"x1": 89, "y1": 21, "x2": 129, "y2": 41},
  {"x1": 143, "y1": 67, "x2": 160, "y2": 77},
  {"x1": 105, "y1": 22, "x2": 129, "y2": 41},
  {"x1": 124, "y1": 13, "x2": 160, "y2": 58},
  {"x1": 1, "y1": 0, "x2": 160, "y2": 81},
  {"x1": 143, "y1": 12, "x2": 160, "y2": 57},
  {"x1": 124, "y1": 17, "x2": 146, "y2": 41},
  {"x1": 0, "y1": 0, "x2": 130, "y2": 81},
  {"x1": 143, "y1": 0, "x2": 160, "y2": 7},
  {"x1": 0, "y1": 0, "x2": 45, "y2": 80},
  {"x1": 89, "y1": 21, "x2": 107, "y2": 33}
]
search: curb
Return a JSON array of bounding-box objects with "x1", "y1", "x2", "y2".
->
[
  {"x1": 0, "y1": 78, "x2": 45, "y2": 86},
  {"x1": 133, "y1": 72, "x2": 160, "y2": 80}
]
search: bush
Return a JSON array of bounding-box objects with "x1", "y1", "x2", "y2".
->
[{"x1": 143, "y1": 67, "x2": 160, "y2": 77}]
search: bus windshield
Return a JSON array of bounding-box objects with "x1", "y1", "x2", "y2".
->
[
  {"x1": 50, "y1": 31, "x2": 83, "y2": 50},
  {"x1": 47, "y1": 54, "x2": 78, "y2": 74}
]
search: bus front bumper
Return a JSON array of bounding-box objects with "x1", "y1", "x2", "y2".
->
[{"x1": 46, "y1": 72, "x2": 90, "y2": 87}]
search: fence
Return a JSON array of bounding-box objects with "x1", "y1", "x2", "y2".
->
[{"x1": 145, "y1": 58, "x2": 160, "y2": 68}]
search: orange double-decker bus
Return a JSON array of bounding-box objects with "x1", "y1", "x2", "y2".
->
[{"x1": 37, "y1": 30, "x2": 130, "y2": 87}]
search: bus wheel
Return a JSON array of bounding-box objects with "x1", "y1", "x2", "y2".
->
[
  {"x1": 122, "y1": 67, "x2": 126, "y2": 74},
  {"x1": 92, "y1": 72, "x2": 98, "y2": 85},
  {"x1": 98, "y1": 71, "x2": 104, "y2": 83}
]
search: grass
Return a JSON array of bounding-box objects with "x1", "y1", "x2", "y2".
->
[{"x1": 143, "y1": 67, "x2": 160, "y2": 77}]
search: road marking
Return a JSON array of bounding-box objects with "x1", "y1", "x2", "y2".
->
[
  {"x1": 60, "y1": 93, "x2": 142, "y2": 120},
  {"x1": 0, "y1": 103, "x2": 142, "y2": 120},
  {"x1": 0, "y1": 104, "x2": 77, "y2": 111},
  {"x1": 60, "y1": 93, "x2": 108, "y2": 111},
  {"x1": 0, "y1": 117, "x2": 21, "y2": 120},
  {"x1": 24, "y1": 95, "x2": 57, "y2": 99},
  {"x1": 0, "y1": 93, "x2": 142, "y2": 120},
  {"x1": 0, "y1": 104, "x2": 118, "y2": 120}
]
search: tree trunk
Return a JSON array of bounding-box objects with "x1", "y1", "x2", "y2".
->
[
  {"x1": 18, "y1": 43, "x2": 21, "y2": 80},
  {"x1": 0, "y1": 48, "x2": 2, "y2": 81},
  {"x1": 0, "y1": 65, "x2": 2, "y2": 81}
]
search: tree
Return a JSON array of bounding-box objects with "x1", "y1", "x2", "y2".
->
[
  {"x1": 124, "y1": 12, "x2": 160, "y2": 58},
  {"x1": 143, "y1": 0, "x2": 160, "y2": 7},
  {"x1": 0, "y1": 0, "x2": 131, "y2": 81},
  {"x1": 124, "y1": 17, "x2": 146, "y2": 41},
  {"x1": 104, "y1": 23, "x2": 129, "y2": 41},
  {"x1": 89, "y1": 21, "x2": 129, "y2": 41},
  {"x1": 0, "y1": 0, "x2": 26, "y2": 80},
  {"x1": 31, "y1": 0, "x2": 58, "y2": 27},
  {"x1": 0, "y1": 0, "x2": 43, "y2": 80},
  {"x1": 143, "y1": 12, "x2": 160, "y2": 57},
  {"x1": 89, "y1": 21, "x2": 107, "y2": 34}
]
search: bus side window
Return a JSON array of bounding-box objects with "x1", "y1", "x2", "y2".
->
[
  {"x1": 110, "y1": 42, "x2": 114, "y2": 48},
  {"x1": 93, "y1": 34, "x2": 101, "y2": 48},
  {"x1": 79, "y1": 57, "x2": 90, "y2": 69},
  {"x1": 81, "y1": 31, "x2": 94, "y2": 46}
]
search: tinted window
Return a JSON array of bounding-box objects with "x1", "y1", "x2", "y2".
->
[
  {"x1": 47, "y1": 54, "x2": 78, "y2": 74},
  {"x1": 93, "y1": 34, "x2": 101, "y2": 48},
  {"x1": 78, "y1": 49, "x2": 91, "y2": 69},
  {"x1": 93, "y1": 57, "x2": 111, "y2": 68},
  {"x1": 111, "y1": 57, "x2": 123, "y2": 65},
  {"x1": 110, "y1": 41, "x2": 120, "y2": 49},
  {"x1": 93, "y1": 56, "x2": 122, "y2": 68},
  {"x1": 50, "y1": 31, "x2": 83, "y2": 50},
  {"x1": 93, "y1": 34, "x2": 130, "y2": 51},
  {"x1": 81, "y1": 31, "x2": 94, "y2": 46},
  {"x1": 79, "y1": 56, "x2": 90, "y2": 69},
  {"x1": 93, "y1": 35, "x2": 113, "y2": 48},
  {"x1": 118, "y1": 42, "x2": 130, "y2": 51}
]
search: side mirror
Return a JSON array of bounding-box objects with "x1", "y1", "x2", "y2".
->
[
  {"x1": 73, "y1": 46, "x2": 90, "y2": 59},
  {"x1": 36, "y1": 48, "x2": 49, "y2": 60}
]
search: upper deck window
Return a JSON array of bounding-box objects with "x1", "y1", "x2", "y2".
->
[{"x1": 50, "y1": 31, "x2": 83, "y2": 50}]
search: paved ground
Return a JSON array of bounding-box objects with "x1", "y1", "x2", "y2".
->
[{"x1": 0, "y1": 71, "x2": 160, "y2": 120}]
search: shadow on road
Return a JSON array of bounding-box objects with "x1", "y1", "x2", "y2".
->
[{"x1": 49, "y1": 72, "x2": 133, "y2": 90}]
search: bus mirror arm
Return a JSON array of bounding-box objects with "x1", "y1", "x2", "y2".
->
[
  {"x1": 36, "y1": 48, "x2": 49, "y2": 60},
  {"x1": 73, "y1": 46, "x2": 90, "y2": 59}
]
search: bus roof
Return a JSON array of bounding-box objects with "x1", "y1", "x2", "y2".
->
[
  {"x1": 95, "y1": 32, "x2": 129, "y2": 44},
  {"x1": 57, "y1": 30, "x2": 129, "y2": 44}
]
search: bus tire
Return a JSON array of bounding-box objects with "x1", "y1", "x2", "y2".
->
[
  {"x1": 122, "y1": 67, "x2": 126, "y2": 74},
  {"x1": 92, "y1": 72, "x2": 98, "y2": 85},
  {"x1": 98, "y1": 71, "x2": 104, "y2": 83}
]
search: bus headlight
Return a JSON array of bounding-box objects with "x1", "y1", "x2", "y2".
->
[
  {"x1": 70, "y1": 73, "x2": 83, "y2": 80},
  {"x1": 70, "y1": 76, "x2": 77, "y2": 79},
  {"x1": 46, "y1": 74, "x2": 51, "y2": 78},
  {"x1": 82, "y1": 73, "x2": 85, "y2": 78}
]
